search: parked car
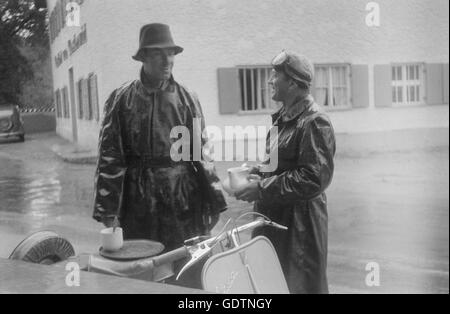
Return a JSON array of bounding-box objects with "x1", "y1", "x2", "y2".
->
[{"x1": 0, "y1": 105, "x2": 25, "y2": 142}]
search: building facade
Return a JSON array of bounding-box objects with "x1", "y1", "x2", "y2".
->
[{"x1": 47, "y1": 0, "x2": 449, "y2": 150}]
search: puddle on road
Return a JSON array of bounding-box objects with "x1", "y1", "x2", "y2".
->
[
  {"x1": 0, "y1": 152, "x2": 95, "y2": 220},
  {"x1": 0, "y1": 152, "x2": 97, "y2": 258},
  {"x1": 0, "y1": 157, "x2": 61, "y2": 218}
]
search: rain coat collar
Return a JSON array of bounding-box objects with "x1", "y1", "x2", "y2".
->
[
  {"x1": 138, "y1": 67, "x2": 175, "y2": 95},
  {"x1": 272, "y1": 94, "x2": 314, "y2": 124}
]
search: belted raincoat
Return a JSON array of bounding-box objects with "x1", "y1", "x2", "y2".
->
[
  {"x1": 253, "y1": 94, "x2": 336, "y2": 294},
  {"x1": 93, "y1": 71, "x2": 226, "y2": 252}
]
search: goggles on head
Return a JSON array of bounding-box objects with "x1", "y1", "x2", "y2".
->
[
  {"x1": 271, "y1": 50, "x2": 311, "y2": 87},
  {"x1": 271, "y1": 50, "x2": 289, "y2": 67}
]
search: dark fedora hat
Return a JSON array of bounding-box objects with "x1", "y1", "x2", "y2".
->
[{"x1": 132, "y1": 23, "x2": 184, "y2": 61}]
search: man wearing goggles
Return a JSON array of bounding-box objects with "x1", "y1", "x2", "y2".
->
[
  {"x1": 271, "y1": 50, "x2": 314, "y2": 89},
  {"x1": 235, "y1": 51, "x2": 336, "y2": 294}
]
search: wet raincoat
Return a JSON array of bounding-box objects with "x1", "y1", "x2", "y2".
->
[
  {"x1": 93, "y1": 70, "x2": 226, "y2": 253},
  {"x1": 253, "y1": 94, "x2": 336, "y2": 294}
]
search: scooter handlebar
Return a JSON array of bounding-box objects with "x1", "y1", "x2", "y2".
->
[
  {"x1": 152, "y1": 218, "x2": 287, "y2": 270},
  {"x1": 152, "y1": 246, "x2": 189, "y2": 267},
  {"x1": 266, "y1": 220, "x2": 288, "y2": 230}
]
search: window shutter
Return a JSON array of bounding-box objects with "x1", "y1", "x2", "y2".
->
[
  {"x1": 88, "y1": 74, "x2": 98, "y2": 121},
  {"x1": 54, "y1": 90, "x2": 58, "y2": 117},
  {"x1": 351, "y1": 65, "x2": 370, "y2": 108},
  {"x1": 217, "y1": 68, "x2": 241, "y2": 114},
  {"x1": 92, "y1": 74, "x2": 100, "y2": 121},
  {"x1": 58, "y1": 88, "x2": 64, "y2": 118},
  {"x1": 88, "y1": 75, "x2": 94, "y2": 120},
  {"x1": 63, "y1": 87, "x2": 70, "y2": 118},
  {"x1": 426, "y1": 64, "x2": 444, "y2": 105},
  {"x1": 76, "y1": 80, "x2": 81, "y2": 119},
  {"x1": 374, "y1": 64, "x2": 392, "y2": 107},
  {"x1": 82, "y1": 78, "x2": 89, "y2": 119},
  {"x1": 58, "y1": 89, "x2": 63, "y2": 118},
  {"x1": 66, "y1": 87, "x2": 69, "y2": 117},
  {"x1": 55, "y1": 90, "x2": 61, "y2": 118},
  {"x1": 444, "y1": 64, "x2": 449, "y2": 105},
  {"x1": 61, "y1": 87, "x2": 65, "y2": 117}
]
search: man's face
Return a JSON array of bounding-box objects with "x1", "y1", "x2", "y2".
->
[
  {"x1": 142, "y1": 48, "x2": 175, "y2": 81},
  {"x1": 268, "y1": 69, "x2": 292, "y2": 102}
]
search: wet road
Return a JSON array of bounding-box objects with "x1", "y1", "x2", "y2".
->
[{"x1": 0, "y1": 131, "x2": 448, "y2": 293}]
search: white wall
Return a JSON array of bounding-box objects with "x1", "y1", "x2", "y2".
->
[{"x1": 48, "y1": 0, "x2": 450, "y2": 148}]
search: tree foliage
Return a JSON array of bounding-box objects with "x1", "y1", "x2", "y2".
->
[
  {"x1": 0, "y1": 0, "x2": 49, "y2": 105},
  {"x1": 18, "y1": 44, "x2": 53, "y2": 106},
  {"x1": 1, "y1": 0, "x2": 48, "y2": 46}
]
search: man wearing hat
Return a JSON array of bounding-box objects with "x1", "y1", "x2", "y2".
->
[
  {"x1": 235, "y1": 51, "x2": 336, "y2": 294},
  {"x1": 92, "y1": 23, "x2": 226, "y2": 287}
]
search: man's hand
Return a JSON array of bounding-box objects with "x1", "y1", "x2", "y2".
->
[{"x1": 234, "y1": 179, "x2": 261, "y2": 203}]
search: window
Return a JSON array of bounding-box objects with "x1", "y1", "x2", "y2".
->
[
  {"x1": 218, "y1": 64, "x2": 354, "y2": 114},
  {"x1": 62, "y1": 86, "x2": 70, "y2": 118},
  {"x1": 238, "y1": 66, "x2": 278, "y2": 112},
  {"x1": 314, "y1": 64, "x2": 351, "y2": 108},
  {"x1": 55, "y1": 89, "x2": 62, "y2": 118},
  {"x1": 392, "y1": 63, "x2": 425, "y2": 106}
]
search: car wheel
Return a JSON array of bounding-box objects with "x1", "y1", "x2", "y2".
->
[
  {"x1": 9, "y1": 231, "x2": 75, "y2": 265},
  {"x1": 18, "y1": 134, "x2": 25, "y2": 142}
]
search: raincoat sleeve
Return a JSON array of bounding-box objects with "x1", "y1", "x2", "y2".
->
[
  {"x1": 259, "y1": 115, "x2": 336, "y2": 203},
  {"x1": 190, "y1": 93, "x2": 227, "y2": 228},
  {"x1": 93, "y1": 90, "x2": 127, "y2": 222},
  {"x1": 190, "y1": 93, "x2": 222, "y2": 185}
]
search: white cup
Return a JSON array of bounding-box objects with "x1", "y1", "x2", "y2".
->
[
  {"x1": 228, "y1": 166, "x2": 250, "y2": 190},
  {"x1": 100, "y1": 227, "x2": 123, "y2": 252}
]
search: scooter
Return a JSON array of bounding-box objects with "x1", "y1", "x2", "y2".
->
[{"x1": 9, "y1": 212, "x2": 289, "y2": 294}]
